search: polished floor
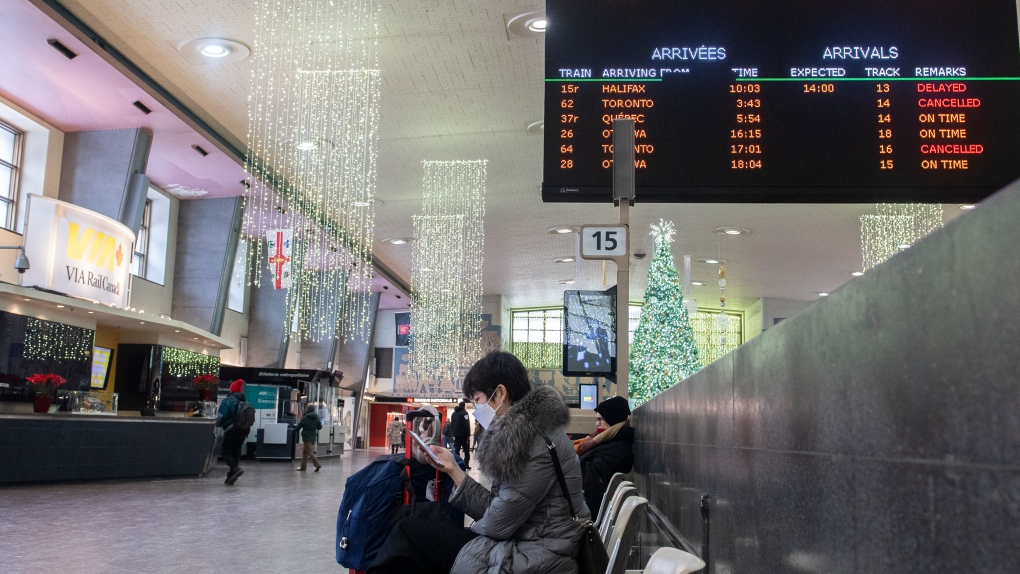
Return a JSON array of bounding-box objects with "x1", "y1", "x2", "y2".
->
[{"x1": 0, "y1": 447, "x2": 480, "y2": 574}]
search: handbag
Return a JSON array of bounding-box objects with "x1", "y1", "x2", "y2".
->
[{"x1": 542, "y1": 434, "x2": 610, "y2": 574}]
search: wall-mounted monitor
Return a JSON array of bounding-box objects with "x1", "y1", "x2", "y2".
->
[
  {"x1": 91, "y1": 346, "x2": 114, "y2": 389},
  {"x1": 563, "y1": 287, "x2": 616, "y2": 377},
  {"x1": 579, "y1": 383, "x2": 598, "y2": 410},
  {"x1": 542, "y1": 0, "x2": 1020, "y2": 203}
]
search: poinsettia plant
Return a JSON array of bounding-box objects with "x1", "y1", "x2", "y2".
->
[
  {"x1": 26, "y1": 374, "x2": 67, "y2": 396},
  {"x1": 192, "y1": 374, "x2": 221, "y2": 391}
]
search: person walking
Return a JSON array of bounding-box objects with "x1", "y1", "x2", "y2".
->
[
  {"x1": 441, "y1": 417, "x2": 454, "y2": 449},
  {"x1": 450, "y1": 401, "x2": 471, "y2": 469},
  {"x1": 471, "y1": 420, "x2": 483, "y2": 451},
  {"x1": 217, "y1": 379, "x2": 252, "y2": 485},
  {"x1": 388, "y1": 416, "x2": 404, "y2": 455},
  {"x1": 295, "y1": 404, "x2": 323, "y2": 472}
]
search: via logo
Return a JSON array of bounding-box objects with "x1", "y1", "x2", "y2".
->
[{"x1": 65, "y1": 222, "x2": 126, "y2": 272}]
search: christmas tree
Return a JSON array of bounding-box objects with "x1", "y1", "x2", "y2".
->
[{"x1": 629, "y1": 220, "x2": 703, "y2": 406}]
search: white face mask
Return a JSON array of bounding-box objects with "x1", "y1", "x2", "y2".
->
[{"x1": 472, "y1": 394, "x2": 504, "y2": 429}]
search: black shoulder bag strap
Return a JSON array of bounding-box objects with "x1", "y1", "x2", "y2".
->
[
  {"x1": 542, "y1": 433, "x2": 609, "y2": 574},
  {"x1": 542, "y1": 433, "x2": 588, "y2": 527}
]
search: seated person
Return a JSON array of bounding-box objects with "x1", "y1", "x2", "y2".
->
[
  {"x1": 574, "y1": 396, "x2": 634, "y2": 517},
  {"x1": 368, "y1": 351, "x2": 589, "y2": 574}
]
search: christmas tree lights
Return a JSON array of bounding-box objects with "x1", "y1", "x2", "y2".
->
[{"x1": 629, "y1": 220, "x2": 703, "y2": 406}]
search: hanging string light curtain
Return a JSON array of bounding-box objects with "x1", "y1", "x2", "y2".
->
[
  {"x1": 860, "y1": 204, "x2": 943, "y2": 271},
  {"x1": 408, "y1": 160, "x2": 487, "y2": 384},
  {"x1": 243, "y1": 0, "x2": 380, "y2": 342}
]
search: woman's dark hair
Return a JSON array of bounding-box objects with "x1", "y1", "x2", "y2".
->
[{"x1": 463, "y1": 351, "x2": 531, "y2": 403}]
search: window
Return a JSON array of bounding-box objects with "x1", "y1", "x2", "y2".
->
[
  {"x1": 0, "y1": 121, "x2": 23, "y2": 231},
  {"x1": 511, "y1": 308, "x2": 563, "y2": 368},
  {"x1": 131, "y1": 199, "x2": 152, "y2": 277},
  {"x1": 512, "y1": 304, "x2": 744, "y2": 371}
]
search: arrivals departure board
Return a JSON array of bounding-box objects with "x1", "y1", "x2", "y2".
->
[{"x1": 541, "y1": 0, "x2": 1020, "y2": 203}]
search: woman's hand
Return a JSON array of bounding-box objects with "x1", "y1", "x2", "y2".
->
[{"x1": 429, "y1": 445, "x2": 466, "y2": 486}]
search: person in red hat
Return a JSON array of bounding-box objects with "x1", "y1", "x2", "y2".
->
[{"x1": 216, "y1": 379, "x2": 252, "y2": 485}]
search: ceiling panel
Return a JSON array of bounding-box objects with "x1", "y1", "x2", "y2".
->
[{"x1": 37, "y1": 0, "x2": 968, "y2": 310}]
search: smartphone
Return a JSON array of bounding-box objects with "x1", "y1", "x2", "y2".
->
[{"x1": 409, "y1": 431, "x2": 445, "y2": 468}]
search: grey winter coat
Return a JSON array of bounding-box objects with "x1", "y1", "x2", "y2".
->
[{"x1": 449, "y1": 385, "x2": 590, "y2": 574}]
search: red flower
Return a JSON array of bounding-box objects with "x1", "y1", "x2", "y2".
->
[{"x1": 26, "y1": 374, "x2": 67, "y2": 387}]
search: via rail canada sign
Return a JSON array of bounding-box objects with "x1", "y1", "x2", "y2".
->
[{"x1": 22, "y1": 195, "x2": 134, "y2": 309}]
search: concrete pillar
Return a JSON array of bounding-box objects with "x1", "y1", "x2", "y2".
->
[
  {"x1": 170, "y1": 196, "x2": 243, "y2": 334},
  {"x1": 58, "y1": 128, "x2": 152, "y2": 232}
]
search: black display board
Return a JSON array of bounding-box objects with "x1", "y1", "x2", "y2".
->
[{"x1": 542, "y1": 0, "x2": 1020, "y2": 203}]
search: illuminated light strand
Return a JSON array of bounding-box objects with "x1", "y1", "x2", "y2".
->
[
  {"x1": 407, "y1": 160, "x2": 487, "y2": 386},
  {"x1": 861, "y1": 203, "x2": 943, "y2": 271},
  {"x1": 161, "y1": 347, "x2": 220, "y2": 379},
  {"x1": 24, "y1": 318, "x2": 94, "y2": 362},
  {"x1": 691, "y1": 310, "x2": 741, "y2": 365},
  {"x1": 242, "y1": 0, "x2": 380, "y2": 343}
]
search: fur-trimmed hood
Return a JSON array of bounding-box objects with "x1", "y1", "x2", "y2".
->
[{"x1": 475, "y1": 384, "x2": 569, "y2": 483}]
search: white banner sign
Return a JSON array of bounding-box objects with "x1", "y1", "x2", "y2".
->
[
  {"x1": 265, "y1": 229, "x2": 293, "y2": 289},
  {"x1": 21, "y1": 194, "x2": 134, "y2": 308}
]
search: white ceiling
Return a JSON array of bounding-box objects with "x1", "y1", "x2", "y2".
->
[{"x1": 44, "y1": 0, "x2": 969, "y2": 311}]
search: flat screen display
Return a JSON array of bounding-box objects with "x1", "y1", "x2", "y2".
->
[
  {"x1": 91, "y1": 346, "x2": 113, "y2": 389},
  {"x1": 579, "y1": 383, "x2": 598, "y2": 410},
  {"x1": 542, "y1": 0, "x2": 1020, "y2": 203},
  {"x1": 563, "y1": 289, "x2": 616, "y2": 376}
]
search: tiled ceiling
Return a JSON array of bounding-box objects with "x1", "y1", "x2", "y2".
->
[{"x1": 46, "y1": 0, "x2": 967, "y2": 310}]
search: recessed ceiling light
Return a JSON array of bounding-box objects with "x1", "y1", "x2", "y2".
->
[
  {"x1": 87, "y1": 311, "x2": 94, "y2": 314},
  {"x1": 193, "y1": 337, "x2": 199, "y2": 340},
  {"x1": 960, "y1": 204, "x2": 977, "y2": 210},
  {"x1": 23, "y1": 298, "x2": 30, "y2": 301},
  {"x1": 382, "y1": 237, "x2": 412, "y2": 245},
  {"x1": 547, "y1": 226, "x2": 577, "y2": 234},
  {"x1": 851, "y1": 271, "x2": 865, "y2": 277},
  {"x1": 296, "y1": 140, "x2": 319, "y2": 151},
  {"x1": 175, "y1": 330, "x2": 180, "y2": 333},
  {"x1": 56, "y1": 305, "x2": 65, "y2": 308},
  {"x1": 353, "y1": 200, "x2": 372, "y2": 207},
  {"x1": 715, "y1": 227, "x2": 751, "y2": 236},
  {"x1": 526, "y1": 121, "x2": 544, "y2": 136},
  {"x1": 178, "y1": 38, "x2": 250, "y2": 64},
  {"x1": 140, "y1": 321, "x2": 145, "y2": 325},
  {"x1": 506, "y1": 11, "x2": 546, "y2": 39},
  {"x1": 558, "y1": 279, "x2": 576, "y2": 284},
  {"x1": 817, "y1": 292, "x2": 829, "y2": 297},
  {"x1": 698, "y1": 258, "x2": 727, "y2": 265},
  {"x1": 690, "y1": 281, "x2": 706, "y2": 286},
  {"x1": 200, "y1": 43, "x2": 231, "y2": 58},
  {"x1": 553, "y1": 256, "x2": 575, "y2": 263},
  {"x1": 898, "y1": 244, "x2": 911, "y2": 249}
]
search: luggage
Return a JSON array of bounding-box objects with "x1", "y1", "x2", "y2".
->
[
  {"x1": 337, "y1": 407, "x2": 465, "y2": 573},
  {"x1": 335, "y1": 454, "x2": 465, "y2": 571}
]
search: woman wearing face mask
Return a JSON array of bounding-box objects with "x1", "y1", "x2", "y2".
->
[
  {"x1": 367, "y1": 351, "x2": 589, "y2": 574},
  {"x1": 573, "y1": 396, "x2": 634, "y2": 518}
]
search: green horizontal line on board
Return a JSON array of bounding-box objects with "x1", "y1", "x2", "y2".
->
[
  {"x1": 736, "y1": 77, "x2": 1020, "y2": 82},
  {"x1": 545, "y1": 78, "x2": 664, "y2": 82}
]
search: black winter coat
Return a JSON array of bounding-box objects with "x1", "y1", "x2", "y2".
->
[
  {"x1": 579, "y1": 426, "x2": 635, "y2": 517},
  {"x1": 450, "y1": 405, "x2": 470, "y2": 438}
]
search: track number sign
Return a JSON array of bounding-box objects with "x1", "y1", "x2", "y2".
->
[{"x1": 581, "y1": 225, "x2": 628, "y2": 259}]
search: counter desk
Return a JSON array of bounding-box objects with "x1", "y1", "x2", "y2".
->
[{"x1": 0, "y1": 413, "x2": 216, "y2": 484}]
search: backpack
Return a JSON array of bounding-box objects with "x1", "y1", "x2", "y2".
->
[
  {"x1": 335, "y1": 457, "x2": 406, "y2": 570},
  {"x1": 335, "y1": 454, "x2": 466, "y2": 570},
  {"x1": 233, "y1": 400, "x2": 255, "y2": 432}
]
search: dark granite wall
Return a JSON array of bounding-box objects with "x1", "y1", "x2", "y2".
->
[{"x1": 632, "y1": 181, "x2": 1020, "y2": 573}]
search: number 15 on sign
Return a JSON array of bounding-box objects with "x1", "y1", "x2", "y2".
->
[{"x1": 580, "y1": 225, "x2": 628, "y2": 259}]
